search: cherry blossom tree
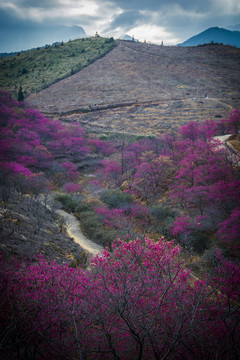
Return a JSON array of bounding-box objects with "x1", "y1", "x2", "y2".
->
[{"x1": 1, "y1": 237, "x2": 239, "y2": 359}]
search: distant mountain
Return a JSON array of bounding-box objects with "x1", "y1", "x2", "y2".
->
[
  {"x1": 63, "y1": 25, "x2": 87, "y2": 39},
  {"x1": 178, "y1": 27, "x2": 240, "y2": 48},
  {"x1": 0, "y1": 25, "x2": 87, "y2": 53},
  {"x1": 120, "y1": 34, "x2": 134, "y2": 41},
  {"x1": 120, "y1": 34, "x2": 139, "y2": 42}
]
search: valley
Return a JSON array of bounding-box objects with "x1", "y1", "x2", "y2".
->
[{"x1": 1, "y1": 38, "x2": 240, "y2": 359}]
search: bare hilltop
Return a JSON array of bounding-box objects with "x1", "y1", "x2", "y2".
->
[{"x1": 27, "y1": 40, "x2": 240, "y2": 136}]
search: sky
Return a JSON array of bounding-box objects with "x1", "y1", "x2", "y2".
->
[{"x1": 0, "y1": 0, "x2": 240, "y2": 52}]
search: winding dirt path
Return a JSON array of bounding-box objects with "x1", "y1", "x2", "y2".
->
[
  {"x1": 55, "y1": 209, "x2": 104, "y2": 256},
  {"x1": 40, "y1": 194, "x2": 104, "y2": 256}
]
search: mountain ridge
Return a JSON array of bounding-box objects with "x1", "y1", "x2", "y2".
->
[
  {"x1": 178, "y1": 26, "x2": 240, "y2": 48},
  {"x1": 0, "y1": 24, "x2": 87, "y2": 54}
]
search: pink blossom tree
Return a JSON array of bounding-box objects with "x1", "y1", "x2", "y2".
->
[
  {"x1": 88, "y1": 137, "x2": 116, "y2": 156},
  {"x1": 63, "y1": 182, "x2": 83, "y2": 193},
  {"x1": 97, "y1": 159, "x2": 122, "y2": 186},
  {"x1": 133, "y1": 156, "x2": 173, "y2": 200},
  {"x1": 217, "y1": 207, "x2": 240, "y2": 254},
  {"x1": 1, "y1": 237, "x2": 239, "y2": 359}
]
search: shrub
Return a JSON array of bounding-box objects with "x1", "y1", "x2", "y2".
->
[
  {"x1": 150, "y1": 204, "x2": 174, "y2": 220},
  {"x1": 78, "y1": 211, "x2": 102, "y2": 232},
  {"x1": 187, "y1": 230, "x2": 210, "y2": 254},
  {"x1": 100, "y1": 189, "x2": 133, "y2": 209},
  {"x1": 54, "y1": 194, "x2": 76, "y2": 212},
  {"x1": 92, "y1": 228, "x2": 117, "y2": 247},
  {"x1": 17, "y1": 85, "x2": 24, "y2": 101},
  {"x1": 63, "y1": 182, "x2": 83, "y2": 193},
  {"x1": 75, "y1": 201, "x2": 94, "y2": 214}
]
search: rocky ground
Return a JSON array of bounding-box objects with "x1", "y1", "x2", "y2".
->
[{"x1": 0, "y1": 188, "x2": 90, "y2": 266}]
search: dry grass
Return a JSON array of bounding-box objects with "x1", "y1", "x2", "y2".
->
[
  {"x1": 0, "y1": 37, "x2": 115, "y2": 98},
  {"x1": 27, "y1": 41, "x2": 240, "y2": 136}
]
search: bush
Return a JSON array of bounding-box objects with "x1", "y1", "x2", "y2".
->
[
  {"x1": 78, "y1": 211, "x2": 102, "y2": 234},
  {"x1": 17, "y1": 85, "x2": 24, "y2": 101},
  {"x1": 189, "y1": 230, "x2": 210, "y2": 254},
  {"x1": 54, "y1": 194, "x2": 77, "y2": 212},
  {"x1": 150, "y1": 204, "x2": 174, "y2": 220},
  {"x1": 93, "y1": 229, "x2": 117, "y2": 247},
  {"x1": 100, "y1": 189, "x2": 133, "y2": 209},
  {"x1": 75, "y1": 201, "x2": 93, "y2": 214},
  {"x1": 105, "y1": 37, "x2": 114, "y2": 43},
  {"x1": 177, "y1": 229, "x2": 210, "y2": 254}
]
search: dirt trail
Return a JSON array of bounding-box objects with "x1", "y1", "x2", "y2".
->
[
  {"x1": 55, "y1": 209, "x2": 104, "y2": 256},
  {"x1": 39, "y1": 194, "x2": 104, "y2": 257}
]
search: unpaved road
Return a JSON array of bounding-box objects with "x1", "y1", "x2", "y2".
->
[
  {"x1": 40, "y1": 193, "x2": 104, "y2": 257},
  {"x1": 56, "y1": 209, "x2": 104, "y2": 256}
]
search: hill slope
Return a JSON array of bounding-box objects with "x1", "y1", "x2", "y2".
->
[
  {"x1": 178, "y1": 27, "x2": 240, "y2": 48},
  {"x1": 27, "y1": 40, "x2": 240, "y2": 136},
  {"x1": 0, "y1": 37, "x2": 115, "y2": 98},
  {"x1": 0, "y1": 25, "x2": 87, "y2": 57}
]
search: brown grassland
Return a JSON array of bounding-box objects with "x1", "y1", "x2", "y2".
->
[{"x1": 27, "y1": 40, "x2": 240, "y2": 136}]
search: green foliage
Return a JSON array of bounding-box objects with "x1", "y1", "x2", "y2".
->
[
  {"x1": 54, "y1": 194, "x2": 76, "y2": 213},
  {"x1": 0, "y1": 37, "x2": 116, "y2": 98},
  {"x1": 100, "y1": 189, "x2": 133, "y2": 209},
  {"x1": 77, "y1": 207, "x2": 121, "y2": 247},
  {"x1": 78, "y1": 211, "x2": 101, "y2": 232},
  {"x1": 188, "y1": 230, "x2": 210, "y2": 254},
  {"x1": 149, "y1": 204, "x2": 175, "y2": 239},
  {"x1": 98, "y1": 134, "x2": 108, "y2": 141},
  {"x1": 75, "y1": 201, "x2": 93, "y2": 213},
  {"x1": 105, "y1": 37, "x2": 114, "y2": 43},
  {"x1": 17, "y1": 85, "x2": 24, "y2": 101},
  {"x1": 150, "y1": 204, "x2": 175, "y2": 220},
  {"x1": 55, "y1": 195, "x2": 118, "y2": 246}
]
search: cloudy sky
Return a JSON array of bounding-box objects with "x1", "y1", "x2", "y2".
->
[{"x1": 0, "y1": 0, "x2": 240, "y2": 52}]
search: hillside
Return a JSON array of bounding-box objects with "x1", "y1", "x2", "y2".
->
[
  {"x1": 27, "y1": 40, "x2": 240, "y2": 136},
  {"x1": 1, "y1": 35, "x2": 240, "y2": 358},
  {"x1": 0, "y1": 36, "x2": 115, "y2": 98},
  {"x1": 0, "y1": 192, "x2": 87, "y2": 266},
  {"x1": 178, "y1": 27, "x2": 240, "y2": 48},
  {"x1": 1, "y1": 92, "x2": 240, "y2": 360}
]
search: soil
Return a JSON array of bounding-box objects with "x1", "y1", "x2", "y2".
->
[{"x1": 56, "y1": 209, "x2": 104, "y2": 256}]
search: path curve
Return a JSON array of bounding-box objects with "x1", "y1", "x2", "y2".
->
[
  {"x1": 39, "y1": 193, "x2": 104, "y2": 256},
  {"x1": 56, "y1": 209, "x2": 104, "y2": 256}
]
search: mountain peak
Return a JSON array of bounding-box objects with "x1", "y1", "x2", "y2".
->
[{"x1": 178, "y1": 26, "x2": 240, "y2": 48}]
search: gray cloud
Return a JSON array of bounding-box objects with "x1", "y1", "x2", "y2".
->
[
  {"x1": 0, "y1": 0, "x2": 240, "y2": 52},
  {"x1": 106, "y1": 0, "x2": 214, "y2": 12},
  {"x1": 106, "y1": 10, "x2": 146, "y2": 31},
  {"x1": 0, "y1": 6, "x2": 88, "y2": 52}
]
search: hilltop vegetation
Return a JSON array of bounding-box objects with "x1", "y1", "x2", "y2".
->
[{"x1": 0, "y1": 37, "x2": 115, "y2": 98}]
